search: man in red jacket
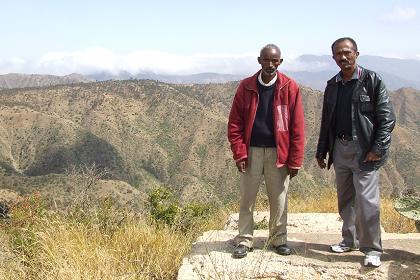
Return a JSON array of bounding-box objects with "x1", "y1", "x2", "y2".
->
[{"x1": 228, "y1": 44, "x2": 305, "y2": 258}]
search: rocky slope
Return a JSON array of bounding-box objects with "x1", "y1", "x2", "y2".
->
[{"x1": 0, "y1": 81, "x2": 418, "y2": 205}]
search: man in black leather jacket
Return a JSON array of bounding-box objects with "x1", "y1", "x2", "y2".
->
[{"x1": 316, "y1": 37, "x2": 395, "y2": 267}]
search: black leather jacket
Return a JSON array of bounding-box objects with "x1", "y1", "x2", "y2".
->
[{"x1": 316, "y1": 65, "x2": 396, "y2": 171}]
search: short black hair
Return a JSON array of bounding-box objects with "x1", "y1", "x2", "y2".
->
[
  {"x1": 260, "y1": 44, "x2": 281, "y2": 57},
  {"x1": 331, "y1": 37, "x2": 358, "y2": 52}
]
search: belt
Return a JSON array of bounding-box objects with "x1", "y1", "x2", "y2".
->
[{"x1": 337, "y1": 134, "x2": 353, "y2": 141}]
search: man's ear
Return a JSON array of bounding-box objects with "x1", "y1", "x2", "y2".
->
[
  {"x1": 355, "y1": 51, "x2": 360, "y2": 58},
  {"x1": 257, "y1": 56, "x2": 261, "y2": 64},
  {"x1": 279, "y1": 58, "x2": 284, "y2": 65}
]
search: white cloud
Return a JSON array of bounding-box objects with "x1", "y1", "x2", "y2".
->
[
  {"x1": 36, "y1": 48, "x2": 121, "y2": 75},
  {"x1": 0, "y1": 48, "x2": 338, "y2": 76},
  {"x1": 382, "y1": 7, "x2": 416, "y2": 22},
  {"x1": 0, "y1": 57, "x2": 29, "y2": 74},
  {"x1": 0, "y1": 48, "x2": 259, "y2": 76}
]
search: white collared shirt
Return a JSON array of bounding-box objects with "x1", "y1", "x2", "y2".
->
[{"x1": 258, "y1": 71, "x2": 277, "y2": 86}]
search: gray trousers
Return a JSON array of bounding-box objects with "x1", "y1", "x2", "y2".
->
[
  {"x1": 235, "y1": 147, "x2": 289, "y2": 248},
  {"x1": 333, "y1": 138, "x2": 382, "y2": 256}
]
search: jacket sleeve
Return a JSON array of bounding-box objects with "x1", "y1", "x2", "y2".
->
[
  {"x1": 287, "y1": 84, "x2": 305, "y2": 169},
  {"x1": 370, "y1": 75, "x2": 396, "y2": 156},
  {"x1": 227, "y1": 82, "x2": 248, "y2": 162},
  {"x1": 316, "y1": 90, "x2": 329, "y2": 159}
]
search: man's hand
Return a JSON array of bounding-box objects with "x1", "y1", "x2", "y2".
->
[
  {"x1": 288, "y1": 167, "x2": 299, "y2": 179},
  {"x1": 363, "y1": 151, "x2": 381, "y2": 162},
  {"x1": 316, "y1": 158, "x2": 327, "y2": 169},
  {"x1": 236, "y1": 159, "x2": 247, "y2": 173}
]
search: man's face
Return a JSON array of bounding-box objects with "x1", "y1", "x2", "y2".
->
[
  {"x1": 258, "y1": 47, "x2": 283, "y2": 76},
  {"x1": 332, "y1": 40, "x2": 359, "y2": 72}
]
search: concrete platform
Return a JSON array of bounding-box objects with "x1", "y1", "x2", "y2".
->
[{"x1": 178, "y1": 213, "x2": 420, "y2": 280}]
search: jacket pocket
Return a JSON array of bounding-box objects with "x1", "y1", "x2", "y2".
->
[
  {"x1": 276, "y1": 105, "x2": 289, "y2": 132},
  {"x1": 359, "y1": 95, "x2": 374, "y2": 113}
]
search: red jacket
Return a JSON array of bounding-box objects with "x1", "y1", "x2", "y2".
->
[{"x1": 228, "y1": 70, "x2": 305, "y2": 169}]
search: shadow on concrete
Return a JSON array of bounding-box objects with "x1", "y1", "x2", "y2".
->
[{"x1": 189, "y1": 233, "x2": 420, "y2": 265}]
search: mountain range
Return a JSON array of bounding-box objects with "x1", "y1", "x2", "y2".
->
[
  {"x1": 0, "y1": 80, "x2": 418, "y2": 207},
  {"x1": 284, "y1": 55, "x2": 420, "y2": 91},
  {"x1": 1, "y1": 55, "x2": 419, "y2": 91}
]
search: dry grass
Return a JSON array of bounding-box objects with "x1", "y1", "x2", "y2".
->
[
  {"x1": 253, "y1": 187, "x2": 416, "y2": 233},
  {"x1": 381, "y1": 198, "x2": 417, "y2": 233},
  {"x1": 251, "y1": 187, "x2": 338, "y2": 213},
  {"x1": 1, "y1": 203, "x2": 199, "y2": 280},
  {"x1": 289, "y1": 189, "x2": 338, "y2": 213},
  {"x1": 24, "y1": 218, "x2": 193, "y2": 280},
  {"x1": 0, "y1": 232, "x2": 26, "y2": 280}
]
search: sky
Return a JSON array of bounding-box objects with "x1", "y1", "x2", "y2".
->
[{"x1": 1, "y1": 0, "x2": 419, "y2": 75}]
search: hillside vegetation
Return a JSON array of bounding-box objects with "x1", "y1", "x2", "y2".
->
[
  {"x1": 0, "y1": 80, "x2": 418, "y2": 206},
  {"x1": 0, "y1": 73, "x2": 89, "y2": 89}
]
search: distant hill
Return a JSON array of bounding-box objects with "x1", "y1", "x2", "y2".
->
[
  {"x1": 87, "y1": 71, "x2": 245, "y2": 84},
  {"x1": 0, "y1": 73, "x2": 90, "y2": 89},
  {"x1": 85, "y1": 55, "x2": 420, "y2": 91},
  {"x1": 2, "y1": 55, "x2": 419, "y2": 91},
  {"x1": 284, "y1": 55, "x2": 420, "y2": 90},
  {"x1": 0, "y1": 80, "x2": 418, "y2": 205}
]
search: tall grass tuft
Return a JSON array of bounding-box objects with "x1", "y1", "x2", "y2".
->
[
  {"x1": 2, "y1": 190, "x2": 207, "y2": 280},
  {"x1": 0, "y1": 166, "x2": 216, "y2": 280},
  {"x1": 24, "y1": 217, "x2": 194, "y2": 280}
]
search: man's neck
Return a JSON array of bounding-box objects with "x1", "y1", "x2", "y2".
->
[
  {"x1": 341, "y1": 67, "x2": 356, "y2": 82},
  {"x1": 262, "y1": 75, "x2": 274, "y2": 84}
]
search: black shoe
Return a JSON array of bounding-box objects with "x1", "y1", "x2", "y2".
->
[
  {"x1": 274, "y1": 244, "x2": 292, "y2": 255},
  {"x1": 233, "y1": 244, "x2": 253, "y2": 258}
]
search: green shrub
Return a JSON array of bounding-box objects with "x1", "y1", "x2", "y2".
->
[
  {"x1": 148, "y1": 186, "x2": 179, "y2": 225},
  {"x1": 147, "y1": 186, "x2": 214, "y2": 231}
]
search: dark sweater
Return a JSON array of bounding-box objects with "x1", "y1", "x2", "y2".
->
[
  {"x1": 335, "y1": 80, "x2": 356, "y2": 137},
  {"x1": 250, "y1": 81, "x2": 276, "y2": 147}
]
